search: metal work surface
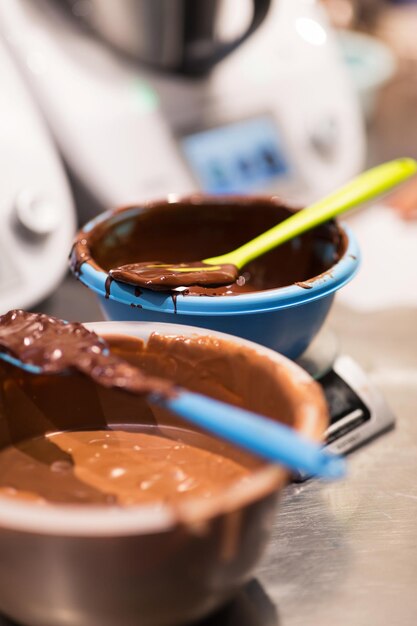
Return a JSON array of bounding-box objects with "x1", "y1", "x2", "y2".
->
[
  {"x1": 3, "y1": 277, "x2": 412, "y2": 626},
  {"x1": 257, "y1": 304, "x2": 417, "y2": 626}
]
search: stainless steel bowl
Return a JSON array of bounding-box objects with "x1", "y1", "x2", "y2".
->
[{"x1": 0, "y1": 321, "x2": 327, "y2": 626}]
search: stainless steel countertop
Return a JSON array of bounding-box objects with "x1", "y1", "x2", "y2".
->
[
  {"x1": 3, "y1": 278, "x2": 415, "y2": 626},
  {"x1": 258, "y1": 303, "x2": 417, "y2": 626}
]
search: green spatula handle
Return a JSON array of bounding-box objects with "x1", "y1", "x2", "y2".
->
[{"x1": 204, "y1": 158, "x2": 417, "y2": 270}]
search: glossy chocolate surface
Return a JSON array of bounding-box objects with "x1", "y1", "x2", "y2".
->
[
  {"x1": 110, "y1": 261, "x2": 239, "y2": 290},
  {"x1": 0, "y1": 427, "x2": 251, "y2": 505},
  {"x1": 73, "y1": 197, "x2": 346, "y2": 296},
  {"x1": 0, "y1": 322, "x2": 325, "y2": 506}
]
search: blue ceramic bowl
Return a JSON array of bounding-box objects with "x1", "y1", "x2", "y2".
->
[{"x1": 71, "y1": 199, "x2": 360, "y2": 359}]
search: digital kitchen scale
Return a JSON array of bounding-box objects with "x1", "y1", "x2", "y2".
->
[{"x1": 296, "y1": 329, "x2": 395, "y2": 464}]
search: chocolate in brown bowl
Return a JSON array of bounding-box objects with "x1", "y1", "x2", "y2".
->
[
  {"x1": 0, "y1": 320, "x2": 327, "y2": 626},
  {"x1": 69, "y1": 196, "x2": 360, "y2": 358}
]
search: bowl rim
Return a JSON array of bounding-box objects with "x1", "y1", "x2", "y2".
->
[
  {"x1": 0, "y1": 321, "x2": 327, "y2": 536},
  {"x1": 70, "y1": 195, "x2": 361, "y2": 316}
]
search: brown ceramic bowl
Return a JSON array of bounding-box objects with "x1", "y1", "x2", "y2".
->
[{"x1": 0, "y1": 321, "x2": 327, "y2": 626}]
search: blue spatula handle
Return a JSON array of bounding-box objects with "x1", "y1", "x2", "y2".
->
[
  {"x1": 162, "y1": 391, "x2": 345, "y2": 479},
  {"x1": 0, "y1": 349, "x2": 344, "y2": 480}
]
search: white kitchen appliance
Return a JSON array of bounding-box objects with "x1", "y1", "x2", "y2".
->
[
  {"x1": 0, "y1": 0, "x2": 365, "y2": 219},
  {"x1": 0, "y1": 36, "x2": 75, "y2": 311}
]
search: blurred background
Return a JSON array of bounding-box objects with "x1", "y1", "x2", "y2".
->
[{"x1": 0, "y1": 0, "x2": 416, "y2": 314}]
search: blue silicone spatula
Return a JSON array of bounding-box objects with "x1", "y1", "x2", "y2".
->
[{"x1": 0, "y1": 349, "x2": 344, "y2": 480}]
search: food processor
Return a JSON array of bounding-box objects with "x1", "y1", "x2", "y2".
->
[
  {"x1": 0, "y1": 0, "x2": 365, "y2": 218},
  {"x1": 0, "y1": 37, "x2": 75, "y2": 311}
]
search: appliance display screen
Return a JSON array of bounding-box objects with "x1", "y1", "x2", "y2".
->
[{"x1": 180, "y1": 116, "x2": 290, "y2": 194}]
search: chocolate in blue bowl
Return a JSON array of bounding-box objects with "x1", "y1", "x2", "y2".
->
[{"x1": 70, "y1": 195, "x2": 360, "y2": 358}]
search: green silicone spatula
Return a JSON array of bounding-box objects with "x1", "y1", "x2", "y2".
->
[
  {"x1": 110, "y1": 158, "x2": 417, "y2": 290},
  {"x1": 205, "y1": 157, "x2": 417, "y2": 269}
]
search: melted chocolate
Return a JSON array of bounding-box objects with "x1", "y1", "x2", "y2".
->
[
  {"x1": 72, "y1": 197, "x2": 346, "y2": 297},
  {"x1": 69, "y1": 239, "x2": 91, "y2": 277},
  {"x1": 0, "y1": 427, "x2": 250, "y2": 506},
  {"x1": 109, "y1": 261, "x2": 238, "y2": 291},
  {"x1": 104, "y1": 275, "x2": 114, "y2": 299},
  {"x1": 295, "y1": 281, "x2": 314, "y2": 290},
  {"x1": 0, "y1": 327, "x2": 327, "y2": 506},
  {"x1": 0, "y1": 310, "x2": 173, "y2": 399}
]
